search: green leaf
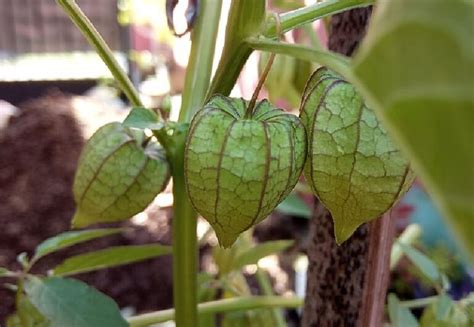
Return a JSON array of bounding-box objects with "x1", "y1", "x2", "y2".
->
[
  {"x1": 420, "y1": 297, "x2": 469, "y2": 327},
  {"x1": 352, "y1": 0, "x2": 474, "y2": 258},
  {"x1": 0, "y1": 267, "x2": 12, "y2": 277},
  {"x1": 276, "y1": 193, "x2": 311, "y2": 218},
  {"x1": 17, "y1": 252, "x2": 29, "y2": 268},
  {"x1": 33, "y1": 228, "x2": 122, "y2": 262},
  {"x1": 24, "y1": 276, "x2": 127, "y2": 327},
  {"x1": 398, "y1": 243, "x2": 440, "y2": 284},
  {"x1": 388, "y1": 294, "x2": 420, "y2": 327},
  {"x1": 435, "y1": 293, "x2": 453, "y2": 321},
  {"x1": 52, "y1": 244, "x2": 172, "y2": 276},
  {"x1": 72, "y1": 122, "x2": 170, "y2": 228},
  {"x1": 6, "y1": 315, "x2": 22, "y2": 327},
  {"x1": 123, "y1": 107, "x2": 164, "y2": 130},
  {"x1": 233, "y1": 240, "x2": 294, "y2": 271},
  {"x1": 300, "y1": 68, "x2": 414, "y2": 243}
]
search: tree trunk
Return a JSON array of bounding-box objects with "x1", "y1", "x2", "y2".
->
[{"x1": 302, "y1": 7, "x2": 395, "y2": 327}]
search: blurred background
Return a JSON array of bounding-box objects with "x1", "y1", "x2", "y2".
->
[{"x1": 0, "y1": 0, "x2": 472, "y2": 325}]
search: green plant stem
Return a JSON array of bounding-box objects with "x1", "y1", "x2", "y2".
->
[
  {"x1": 127, "y1": 296, "x2": 303, "y2": 326},
  {"x1": 399, "y1": 296, "x2": 439, "y2": 309},
  {"x1": 171, "y1": 1, "x2": 222, "y2": 326},
  {"x1": 178, "y1": 0, "x2": 222, "y2": 122},
  {"x1": 256, "y1": 268, "x2": 286, "y2": 327},
  {"x1": 208, "y1": 0, "x2": 372, "y2": 98},
  {"x1": 244, "y1": 45, "x2": 276, "y2": 118},
  {"x1": 57, "y1": 0, "x2": 142, "y2": 107},
  {"x1": 206, "y1": 0, "x2": 266, "y2": 98},
  {"x1": 265, "y1": 0, "x2": 376, "y2": 37},
  {"x1": 246, "y1": 37, "x2": 353, "y2": 81},
  {"x1": 171, "y1": 141, "x2": 197, "y2": 327}
]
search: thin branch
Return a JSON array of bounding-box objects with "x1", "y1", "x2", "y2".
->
[
  {"x1": 57, "y1": 0, "x2": 142, "y2": 107},
  {"x1": 265, "y1": 0, "x2": 376, "y2": 37},
  {"x1": 128, "y1": 296, "x2": 303, "y2": 326},
  {"x1": 246, "y1": 37, "x2": 353, "y2": 82}
]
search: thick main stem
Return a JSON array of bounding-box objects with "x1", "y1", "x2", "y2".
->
[
  {"x1": 172, "y1": 1, "x2": 222, "y2": 326},
  {"x1": 171, "y1": 137, "x2": 198, "y2": 327}
]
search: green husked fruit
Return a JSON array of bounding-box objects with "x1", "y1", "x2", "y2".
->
[
  {"x1": 300, "y1": 67, "x2": 414, "y2": 244},
  {"x1": 185, "y1": 96, "x2": 306, "y2": 248},
  {"x1": 72, "y1": 122, "x2": 170, "y2": 228}
]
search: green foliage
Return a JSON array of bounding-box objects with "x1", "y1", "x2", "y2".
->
[
  {"x1": 389, "y1": 233, "x2": 473, "y2": 327},
  {"x1": 388, "y1": 294, "x2": 419, "y2": 327},
  {"x1": 33, "y1": 228, "x2": 123, "y2": 262},
  {"x1": 123, "y1": 107, "x2": 163, "y2": 130},
  {"x1": 52, "y1": 244, "x2": 172, "y2": 276},
  {"x1": 212, "y1": 234, "x2": 292, "y2": 276},
  {"x1": 300, "y1": 68, "x2": 413, "y2": 243},
  {"x1": 352, "y1": 0, "x2": 474, "y2": 257},
  {"x1": 434, "y1": 293, "x2": 454, "y2": 321},
  {"x1": 221, "y1": 309, "x2": 276, "y2": 327},
  {"x1": 185, "y1": 96, "x2": 306, "y2": 247},
  {"x1": 24, "y1": 276, "x2": 128, "y2": 327},
  {"x1": 7, "y1": 297, "x2": 51, "y2": 327},
  {"x1": 72, "y1": 122, "x2": 170, "y2": 228},
  {"x1": 233, "y1": 240, "x2": 294, "y2": 271},
  {"x1": 9, "y1": 0, "x2": 472, "y2": 325},
  {"x1": 398, "y1": 243, "x2": 441, "y2": 284},
  {"x1": 207, "y1": 0, "x2": 266, "y2": 97},
  {"x1": 418, "y1": 293, "x2": 472, "y2": 327},
  {"x1": 0, "y1": 267, "x2": 12, "y2": 277},
  {"x1": 276, "y1": 193, "x2": 311, "y2": 218}
]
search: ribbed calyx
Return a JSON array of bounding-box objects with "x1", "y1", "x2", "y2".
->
[
  {"x1": 185, "y1": 96, "x2": 307, "y2": 247},
  {"x1": 300, "y1": 67, "x2": 414, "y2": 244},
  {"x1": 73, "y1": 122, "x2": 170, "y2": 228}
]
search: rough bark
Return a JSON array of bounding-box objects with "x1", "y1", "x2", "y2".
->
[{"x1": 302, "y1": 7, "x2": 395, "y2": 327}]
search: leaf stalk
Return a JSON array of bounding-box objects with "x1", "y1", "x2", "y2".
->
[{"x1": 127, "y1": 296, "x2": 303, "y2": 326}]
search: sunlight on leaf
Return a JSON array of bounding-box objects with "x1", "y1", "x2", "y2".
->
[
  {"x1": 33, "y1": 228, "x2": 123, "y2": 262},
  {"x1": 52, "y1": 244, "x2": 172, "y2": 276}
]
